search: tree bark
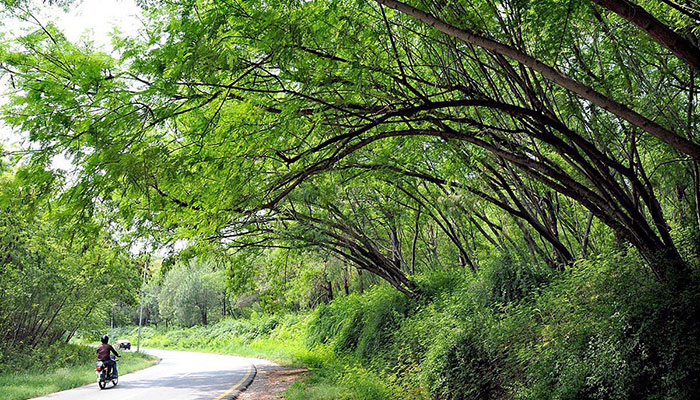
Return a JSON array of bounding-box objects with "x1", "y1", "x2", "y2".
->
[
  {"x1": 200, "y1": 306, "x2": 208, "y2": 326},
  {"x1": 411, "y1": 205, "x2": 421, "y2": 274},
  {"x1": 581, "y1": 212, "x2": 594, "y2": 258},
  {"x1": 590, "y1": 0, "x2": 700, "y2": 74}
]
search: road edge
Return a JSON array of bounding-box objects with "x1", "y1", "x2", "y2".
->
[
  {"x1": 233, "y1": 364, "x2": 257, "y2": 399},
  {"x1": 214, "y1": 362, "x2": 257, "y2": 400}
]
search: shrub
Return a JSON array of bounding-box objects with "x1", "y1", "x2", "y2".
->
[
  {"x1": 484, "y1": 253, "x2": 551, "y2": 305},
  {"x1": 355, "y1": 287, "x2": 411, "y2": 361},
  {"x1": 307, "y1": 286, "x2": 414, "y2": 362},
  {"x1": 306, "y1": 295, "x2": 363, "y2": 348},
  {"x1": 507, "y1": 252, "x2": 700, "y2": 400},
  {"x1": 421, "y1": 311, "x2": 503, "y2": 400},
  {"x1": 0, "y1": 342, "x2": 95, "y2": 374}
]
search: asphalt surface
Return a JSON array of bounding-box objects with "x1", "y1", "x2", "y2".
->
[{"x1": 33, "y1": 348, "x2": 256, "y2": 400}]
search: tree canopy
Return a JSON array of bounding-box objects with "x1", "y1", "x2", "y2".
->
[{"x1": 2, "y1": 0, "x2": 700, "y2": 295}]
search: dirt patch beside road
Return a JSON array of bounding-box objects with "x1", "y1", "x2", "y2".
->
[{"x1": 237, "y1": 359, "x2": 307, "y2": 400}]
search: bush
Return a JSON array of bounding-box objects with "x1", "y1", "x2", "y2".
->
[
  {"x1": 355, "y1": 287, "x2": 411, "y2": 361},
  {"x1": 506, "y1": 252, "x2": 700, "y2": 400},
  {"x1": 420, "y1": 308, "x2": 503, "y2": 400},
  {"x1": 0, "y1": 342, "x2": 96, "y2": 374},
  {"x1": 307, "y1": 285, "x2": 413, "y2": 362},
  {"x1": 306, "y1": 293, "x2": 367, "y2": 351},
  {"x1": 309, "y1": 251, "x2": 700, "y2": 400},
  {"x1": 484, "y1": 253, "x2": 551, "y2": 305}
]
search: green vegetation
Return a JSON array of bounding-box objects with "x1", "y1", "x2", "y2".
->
[
  {"x1": 0, "y1": 343, "x2": 157, "y2": 400},
  {"x1": 106, "y1": 314, "x2": 309, "y2": 362},
  {"x1": 104, "y1": 249, "x2": 700, "y2": 399},
  {"x1": 0, "y1": 149, "x2": 147, "y2": 399},
  {"x1": 3, "y1": 0, "x2": 700, "y2": 398},
  {"x1": 0, "y1": 162, "x2": 142, "y2": 350}
]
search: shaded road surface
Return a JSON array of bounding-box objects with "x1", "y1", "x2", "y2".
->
[{"x1": 34, "y1": 348, "x2": 256, "y2": 400}]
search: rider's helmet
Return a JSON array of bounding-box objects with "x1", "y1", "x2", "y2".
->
[{"x1": 101, "y1": 335, "x2": 109, "y2": 344}]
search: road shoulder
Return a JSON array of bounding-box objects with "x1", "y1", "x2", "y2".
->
[{"x1": 236, "y1": 359, "x2": 306, "y2": 400}]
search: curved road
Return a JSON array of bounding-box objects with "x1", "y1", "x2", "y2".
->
[{"x1": 34, "y1": 348, "x2": 255, "y2": 400}]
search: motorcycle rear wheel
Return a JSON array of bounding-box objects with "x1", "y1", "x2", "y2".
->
[{"x1": 98, "y1": 379, "x2": 107, "y2": 390}]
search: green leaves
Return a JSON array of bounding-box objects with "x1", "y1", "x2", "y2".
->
[
  {"x1": 2, "y1": 0, "x2": 700, "y2": 296},
  {"x1": 0, "y1": 165, "x2": 141, "y2": 349}
]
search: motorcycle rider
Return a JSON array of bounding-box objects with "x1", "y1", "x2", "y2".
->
[{"x1": 97, "y1": 335, "x2": 120, "y2": 379}]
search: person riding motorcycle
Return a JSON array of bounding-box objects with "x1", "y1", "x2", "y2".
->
[{"x1": 97, "y1": 335, "x2": 120, "y2": 379}]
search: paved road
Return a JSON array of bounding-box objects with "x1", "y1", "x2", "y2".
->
[{"x1": 34, "y1": 348, "x2": 255, "y2": 400}]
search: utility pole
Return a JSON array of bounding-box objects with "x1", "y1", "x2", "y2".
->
[{"x1": 137, "y1": 258, "x2": 148, "y2": 352}]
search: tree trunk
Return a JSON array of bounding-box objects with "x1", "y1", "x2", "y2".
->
[
  {"x1": 411, "y1": 206, "x2": 421, "y2": 274},
  {"x1": 581, "y1": 212, "x2": 594, "y2": 258},
  {"x1": 344, "y1": 266, "x2": 350, "y2": 296},
  {"x1": 357, "y1": 269, "x2": 364, "y2": 294},
  {"x1": 200, "y1": 305, "x2": 208, "y2": 326},
  {"x1": 590, "y1": 0, "x2": 700, "y2": 74},
  {"x1": 222, "y1": 292, "x2": 227, "y2": 317}
]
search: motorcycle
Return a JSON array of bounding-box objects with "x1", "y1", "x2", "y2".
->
[{"x1": 95, "y1": 355, "x2": 119, "y2": 389}]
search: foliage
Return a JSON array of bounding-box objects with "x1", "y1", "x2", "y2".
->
[
  {"x1": 306, "y1": 286, "x2": 412, "y2": 364},
  {"x1": 158, "y1": 261, "x2": 225, "y2": 326},
  {"x1": 422, "y1": 325, "x2": 503, "y2": 400},
  {"x1": 0, "y1": 162, "x2": 141, "y2": 352},
  {"x1": 2, "y1": 0, "x2": 700, "y2": 399},
  {"x1": 483, "y1": 254, "x2": 552, "y2": 305},
  {"x1": 0, "y1": 342, "x2": 93, "y2": 375},
  {"x1": 303, "y1": 251, "x2": 700, "y2": 400},
  {"x1": 506, "y1": 254, "x2": 700, "y2": 400},
  {"x1": 6, "y1": 0, "x2": 700, "y2": 294}
]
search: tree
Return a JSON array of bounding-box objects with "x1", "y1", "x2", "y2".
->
[
  {"x1": 158, "y1": 261, "x2": 224, "y2": 326},
  {"x1": 0, "y1": 154, "x2": 140, "y2": 347}
]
